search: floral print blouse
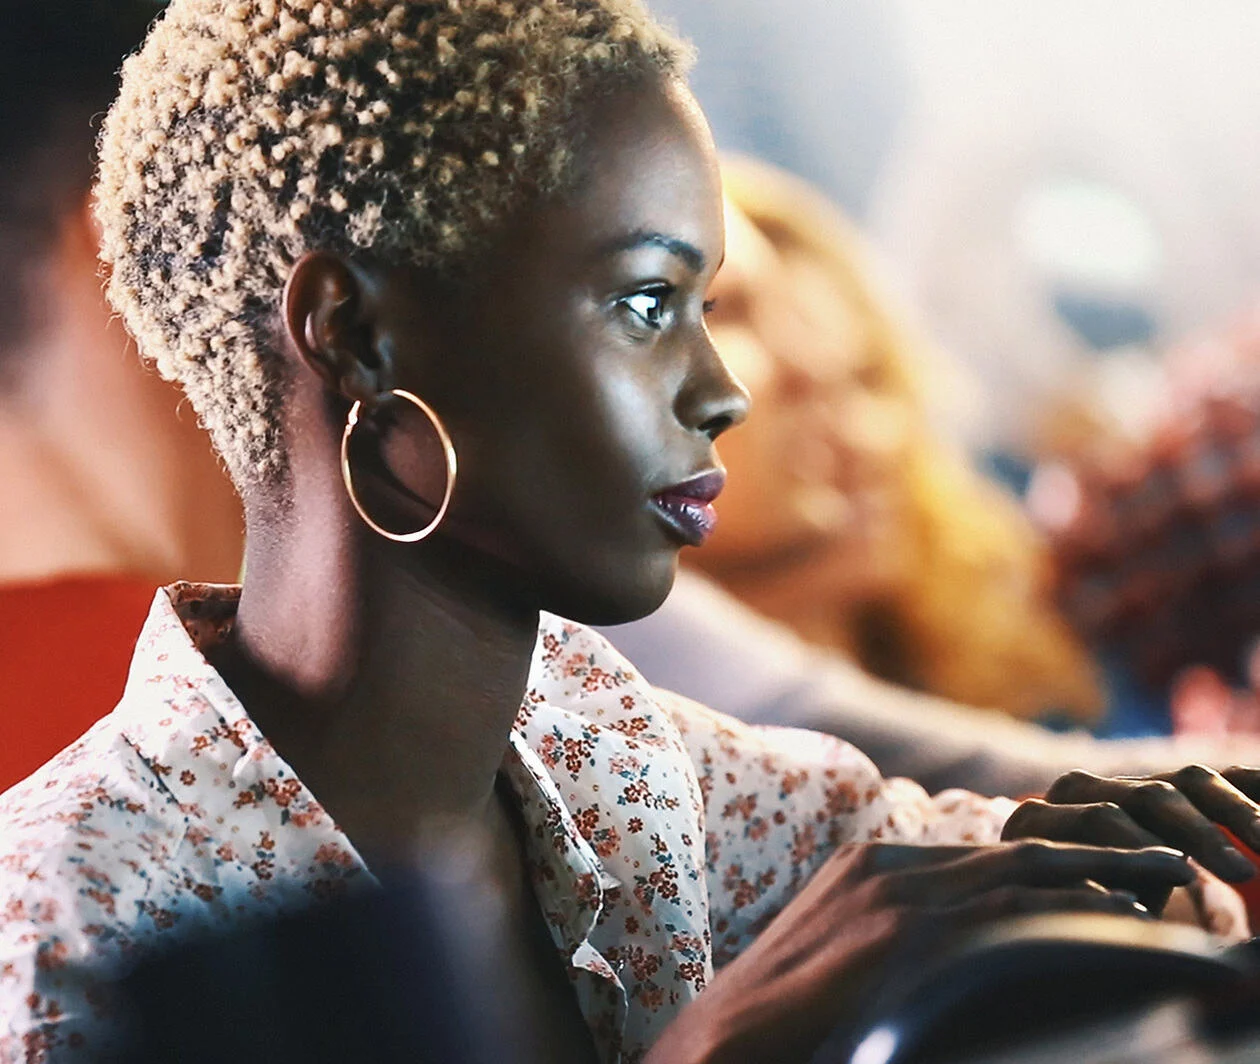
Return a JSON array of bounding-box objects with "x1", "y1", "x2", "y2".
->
[{"x1": 0, "y1": 585, "x2": 1242, "y2": 1063}]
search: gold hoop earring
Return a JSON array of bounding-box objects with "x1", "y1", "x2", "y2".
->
[{"x1": 340, "y1": 389, "x2": 458, "y2": 543}]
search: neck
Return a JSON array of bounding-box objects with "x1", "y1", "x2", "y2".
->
[{"x1": 225, "y1": 480, "x2": 539, "y2": 859}]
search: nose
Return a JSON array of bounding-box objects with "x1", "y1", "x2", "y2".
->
[{"x1": 675, "y1": 338, "x2": 752, "y2": 441}]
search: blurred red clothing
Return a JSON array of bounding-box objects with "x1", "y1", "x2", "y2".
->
[{"x1": 0, "y1": 575, "x2": 155, "y2": 792}]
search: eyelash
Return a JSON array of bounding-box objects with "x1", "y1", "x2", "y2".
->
[
  {"x1": 620, "y1": 286, "x2": 671, "y2": 329},
  {"x1": 618, "y1": 288, "x2": 719, "y2": 330}
]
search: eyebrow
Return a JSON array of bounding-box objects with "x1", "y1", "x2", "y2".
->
[{"x1": 599, "y1": 230, "x2": 707, "y2": 272}]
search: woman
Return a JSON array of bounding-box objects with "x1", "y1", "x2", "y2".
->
[
  {"x1": 0, "y1": 3, "x2": 1257, "y2": 1063},
  {"x1": 694, "y1": 156, "x2": 1101, "y2": 722}
]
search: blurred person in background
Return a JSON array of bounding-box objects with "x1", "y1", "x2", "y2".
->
[
  {"x1": 1026, "y1": 302, "x2": 1260, "y2": 916},
  {"x1": 1030, "y1": 298, "x2": 1260, "y2": 739},
  {"x1": 612, "y1": 155, "x2": 1100, "y2": 723},
  {"x1": 696, "y1": 157, "x2": 1100, "y2": 723},
  {"x1": 0, "y1": 0, "x2": 244, "y2": 790},
  {"x1": 606, "y1": 156, "x2": 1260, "y2": 797}
]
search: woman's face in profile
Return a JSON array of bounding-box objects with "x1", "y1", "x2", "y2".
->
[
  {"x1": 694, "y1": 205, "x2": 914, "y2": 597},
  {"x1": 368, "y1": 80, "x2": 747, "y2": 624}
]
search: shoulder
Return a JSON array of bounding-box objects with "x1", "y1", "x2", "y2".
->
[
  {"x1": 0, "y1": 716, "x2": 195, "y2": 1055},
  {"x1": 524, "y1": 616, "x2": 892, "y2": 836},
  {"x1": 653, "y1": 684, "x2": 884, "y2": 790},
  {"x1": 0, "y1": 714, "x2": 188, "y2": 957}
]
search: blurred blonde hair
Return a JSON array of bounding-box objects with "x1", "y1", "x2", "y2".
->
[{"x1": 720, "y1": 154, "x2": 1102, "y2": 722}]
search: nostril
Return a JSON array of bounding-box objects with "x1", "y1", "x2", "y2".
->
[
  {"x1": 679, "y1": 351, "x2": 750, "y2": 439},
  {"x1": 700, "y1": 413, "x2": 735, "y2": 441}
]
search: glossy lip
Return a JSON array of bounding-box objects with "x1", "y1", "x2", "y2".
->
[{"x1": 649, "y1": 470, "x2": 727, "y2": 547}]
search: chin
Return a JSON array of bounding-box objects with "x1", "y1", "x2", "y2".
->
[{"x1": 540, "y1": 551, "x2": 678, "y2": 627}]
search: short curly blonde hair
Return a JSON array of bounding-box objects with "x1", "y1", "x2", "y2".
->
[{"x1": 96, "y1": 0, "x2": 691, "y2": 490}]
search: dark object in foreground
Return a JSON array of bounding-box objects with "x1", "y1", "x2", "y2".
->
[
  {"x1": 819, "y1": 913, "x2": 1260, "y2": 1064},
  {"x1": 114, "y1": 867, "x2": 526, "y2": 1064}
]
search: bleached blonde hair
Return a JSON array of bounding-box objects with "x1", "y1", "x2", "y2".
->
[{"x1": 96, "y1": 0, "x2": 690, "y2": 489}]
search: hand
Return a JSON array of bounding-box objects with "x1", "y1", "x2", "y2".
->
[
  {"x1": 1003, "y1": 765, "x2": 1260, "y2": 911},
  {"x1": 644, "y1": 840, "x2": 1191, "y2": 1064}
]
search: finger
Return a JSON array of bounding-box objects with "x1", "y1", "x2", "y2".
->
[
  {"x1": 1221, "y1": 766, "x2": 1260, "y2": 801},
  {"x1": 1004, "y1": 804, "x2": 1179, "y2": 916},
  {"x1": 1116, "y1": 778, "x2": 1255, "y2": 882},
  {"x1": 1044, "y1": 769, "x2": 1133, "y2": 805},
  {"x1": 890, "y1": 841, "x2": 1191, "y2": 906},
  {"x1": 939, "y1": 885, "x2": 1154, "y2": 927},
  {"x1": 1077, "y1": 877, "x2": 1172, "y2": 919},
  {"x1": 1158, "y1": 764, "x2": 1260, "y2": 854},
  {"x1": 1046, "y1": 772, "x2": 1255, "y2": 882},
  {"x1": 1003, "y1": 798, "x2": 1166, "y2": 851},
  {"x1": 857, "y1": 844, "x2": 983, "y2": 874}
]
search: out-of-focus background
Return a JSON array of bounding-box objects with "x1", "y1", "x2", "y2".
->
[
  {"x1": 622, "y1": 0, "x2": 1260, "y2": 745},
  {"x1": 661, "y1": 0, "x2": 1260, "y2": 454}
]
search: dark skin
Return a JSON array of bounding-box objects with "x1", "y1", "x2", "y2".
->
[
  {"x1": 206, "y1": 74, "x2": 1260, "y2": 1064},
  {"x1": 215, "y1": 78, "x2": 744, "y2": 1064}
]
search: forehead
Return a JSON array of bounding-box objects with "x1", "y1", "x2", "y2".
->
[{"x1": 540, "y1": 79, "x2": 724, "y2": 264}]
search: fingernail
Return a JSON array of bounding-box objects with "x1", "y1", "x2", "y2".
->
[{"x1": 1111, "y1": 890, "x2": 1152, "y2": 917}]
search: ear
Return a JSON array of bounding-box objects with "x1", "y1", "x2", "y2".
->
[{"x1": 282, "y1": 251, "x2": 392, "y2": 404}]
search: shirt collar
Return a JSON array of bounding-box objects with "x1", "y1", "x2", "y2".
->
[
  {"x1": 114, "y1": 583, "x2": 369, "y2": 868},
  {"x1": 501, "y1": 732, "x2": 621, "y2": 967},
  {"x1": 117, "y1": 584, "x2": 624, "y2": 977}
]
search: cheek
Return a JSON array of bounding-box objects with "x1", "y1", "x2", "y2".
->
[
  {"x1": 708, "y1": 416, "x2": 828, "y2": 560},
  {"x1": 462, "y1": 351, "x2": 671, "y2": 540},
  {"x1": 593, "y1": 366, "x2": 676, "y2": 476},
  {"x1": 833, "y1": 392, "x2": 915, "y2": 503},
  {"x1": 705, "y1": 438, "x2": 773, "y2": 555}
]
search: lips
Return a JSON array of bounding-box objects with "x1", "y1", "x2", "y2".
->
[{"x1": 650, "y1": 470, "x2": 726, "y2": 547}]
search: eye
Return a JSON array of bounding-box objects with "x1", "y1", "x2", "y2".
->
[
  {"x1": 620, "y1": 287, "x2": 670, "y2": 329},
  {"x1": 703, "y1": 298, "x2": 718, "y2": 315}
]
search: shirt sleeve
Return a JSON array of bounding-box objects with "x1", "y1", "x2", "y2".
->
[
  {"x1": 654, "y1": 689, "x2": 1015, "y2": 964},
  {"x1": 657, "y1": 690, "x2": 1252, "y2": 957}
]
